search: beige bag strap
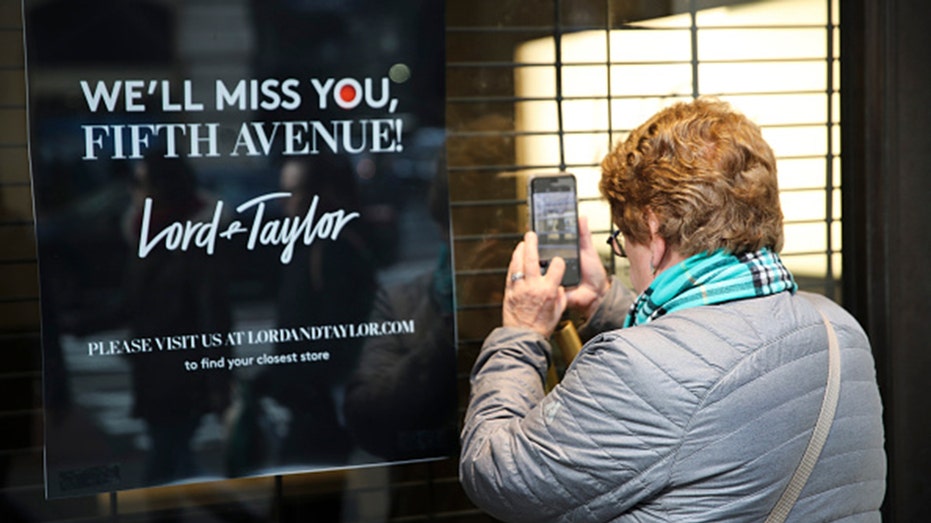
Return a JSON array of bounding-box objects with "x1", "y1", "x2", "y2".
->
[{"x1": 765, "y1": 301, "x2": 842, "y2": 523}]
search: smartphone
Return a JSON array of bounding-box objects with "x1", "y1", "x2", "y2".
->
[{"x1": 529, "y1": 173, "x2": 581, "y2": 287}]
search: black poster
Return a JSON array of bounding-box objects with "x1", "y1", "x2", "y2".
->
[{"x1": 24, "y1": 0, "x2": 453, "y2": 498}]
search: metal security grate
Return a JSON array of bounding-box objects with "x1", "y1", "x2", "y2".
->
[{"x1": 449, "y1": 0, "x2": 842, "y2": 354}]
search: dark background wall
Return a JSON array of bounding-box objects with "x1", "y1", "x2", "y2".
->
[{"x1": 842, "y1": 0, "x2": 931, "y2": 521}]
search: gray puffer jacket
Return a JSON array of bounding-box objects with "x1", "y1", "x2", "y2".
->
[{"x1": 460, "y1": 282, "x2": 886, "y2": 522}]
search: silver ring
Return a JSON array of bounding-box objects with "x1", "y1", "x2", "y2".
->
[{"x1": 510, "y1": 272, "x2": 525, "y2": 283}]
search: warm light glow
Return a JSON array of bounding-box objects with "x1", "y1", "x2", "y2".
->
[{"x1": 515, "y1": 0, "x2": 839, "y2": 279}]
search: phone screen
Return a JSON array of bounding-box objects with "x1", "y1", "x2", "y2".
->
[{"x1": 530, "y1": 174, "x2": 581, "y2": 287}]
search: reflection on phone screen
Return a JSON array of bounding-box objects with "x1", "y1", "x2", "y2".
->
[{"x1": 531, "y1": 175, "x2": 580, "y2": 286}]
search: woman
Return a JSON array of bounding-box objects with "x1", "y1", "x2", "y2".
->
[{"x1": 459, "y1": 99, "x2": 886, "y2": 522}]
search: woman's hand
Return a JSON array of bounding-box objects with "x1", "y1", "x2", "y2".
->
[
  {"x1": 502, "y1": 232, "x2": 567, "y2": 338},
  {"x1": 565, "y1": 216, "x2": 610, "y2": 320},
  {"x1": 502, "y1": 217, "x2": 611, "y2": 336}
]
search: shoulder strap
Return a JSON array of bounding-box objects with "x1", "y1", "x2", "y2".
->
[{"x1": 765, "y1": 300, "x2": 842, "y2": 523}]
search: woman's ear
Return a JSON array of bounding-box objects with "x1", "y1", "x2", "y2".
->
[{"x1": 646, "y1": 209, "x2": 666, "y2": 274}]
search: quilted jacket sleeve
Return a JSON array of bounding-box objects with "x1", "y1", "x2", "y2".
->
[{"x1": 459, "y1": 324, "x2": 689, "y2": 522}]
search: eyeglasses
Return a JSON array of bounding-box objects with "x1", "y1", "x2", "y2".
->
[{"x1": 607, "y1": 229, "x2": 627, "y2": 258}]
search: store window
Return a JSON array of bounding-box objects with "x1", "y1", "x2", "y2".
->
[{"x1": 1, "y1": 0, "x2": 840, "y2": 521}]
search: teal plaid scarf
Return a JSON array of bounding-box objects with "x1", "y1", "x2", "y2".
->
[{"x1": 623, "y1": 248, "x2": 797, "y2": 328}]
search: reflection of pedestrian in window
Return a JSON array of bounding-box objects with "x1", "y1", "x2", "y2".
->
[
  {"x1": 122, "y1": 152, "x2": 233, "y2": 484},
  {"x1": 343, "y1": 162, "x2": 457, "y2": 461},
  {"x1": 253, "y1": 154, "x2": 378, "y2": 466}
]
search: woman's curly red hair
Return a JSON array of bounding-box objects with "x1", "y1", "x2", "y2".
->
[{"x1": 599, "y1": 97, "x2": 784, "y2": 256}]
